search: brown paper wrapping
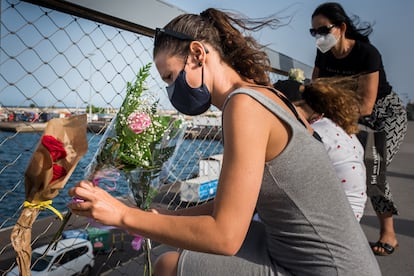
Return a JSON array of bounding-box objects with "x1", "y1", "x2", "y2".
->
[{"x1": 11, "y1": 114, "x2": 88, "y2": 276}]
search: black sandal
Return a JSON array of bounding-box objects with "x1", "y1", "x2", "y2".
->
[{"x1": 372, "y1": 241, "x2": 399, "y2": 256}]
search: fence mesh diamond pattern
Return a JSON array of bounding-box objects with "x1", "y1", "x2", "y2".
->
[{"x1": 0, "y1": 0, "x2": 286, "y2": 274}]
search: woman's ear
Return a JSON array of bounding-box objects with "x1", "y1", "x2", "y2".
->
[
  {"x1": 339, "y1": 22, "x2": 347, "y2": 36},
  {"x1": 189, "y1": 41, "x2": 207, "y2": 65}
]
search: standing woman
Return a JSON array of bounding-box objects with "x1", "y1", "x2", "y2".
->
[
  {"x1": 69, "y1": 8, "x2": 381, "y2": 275},
  {"x1": 310, "y1": 2, "x2": 408, "y2": 255}
]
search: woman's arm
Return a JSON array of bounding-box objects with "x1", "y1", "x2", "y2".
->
[
  {"x1": 357, "y1": 71, "x2": 379, "y2": 116},
  {"x1": 312, "y1": 66, "x2": 320, "y2": 80},
  {"x1": 153, "y1": 200, "x2": 214, "y2": 216},
  {"x1": 69, "y1": 92, "x2": 287, "y2": 256}
]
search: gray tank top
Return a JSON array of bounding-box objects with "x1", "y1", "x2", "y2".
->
[{"x1": 224, "y1": 88, "x2": 381, "y2": 276}]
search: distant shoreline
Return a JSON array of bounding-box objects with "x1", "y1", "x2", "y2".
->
[
  {"x1": 0, "y1": 121, "x2": 109, "y2": 133},
  {"x1": 0, "y1": 122, "x2": 223, "y2": 140},
  {"x1": 0, "y1": 121, "x2": 46, "y2": 132}
]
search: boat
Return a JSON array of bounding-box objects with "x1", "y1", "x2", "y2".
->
[{"x1": 180, "y1": 154, "x2": 222, "y2": 202}]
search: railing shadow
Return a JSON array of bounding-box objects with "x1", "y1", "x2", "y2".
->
[
  {"x1": 387, "y1": 171, "x2": 414, "y2": 180},
  {"x1": 360, "y1": 215, "x2": 414, "y2": 238}
]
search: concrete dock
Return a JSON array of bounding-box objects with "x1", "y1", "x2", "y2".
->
[
  {"x1": 1, "y1": 122, "x2": 413, "y2": 275},
  {"x1": 360, "y1": 121, "x2": 414, "y2": 275},
  {"x1": 102, "y1": 121, "x2": 414, "y2": 275}
]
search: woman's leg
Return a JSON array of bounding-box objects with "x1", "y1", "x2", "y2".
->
[
  {"x1": 371, "y1": 183, "x2": 399, "y2": 254},
  {"x1": 370, "y1": 92, "x2": 407, "y2": 254},
  {"x1": 372, "y1": 212, "x2": 398, "y2": 255},
  {"x1": 169, "y1": 221, "x2": 283, "y2": 275},
  {"x1": 154, "y1": 251, "x2": 180, "y2": 276}
]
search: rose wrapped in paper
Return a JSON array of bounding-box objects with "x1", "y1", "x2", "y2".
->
[{"x1": 10, "y1": 114, "x2": 87, "y2": 276}]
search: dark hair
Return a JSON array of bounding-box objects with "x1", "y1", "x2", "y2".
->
[
  {"x1": 312, "y1": 2, "x2": 372, "y2": 43},
  {"x1": 303, "y1": 77, "x2": 361, "y2": 134},
  {"x1": 273, "y1": 80, "x2": 303, "y2": 102},
  {"x1": 153, "y1": 8, "x2": 281, "y2": 86}
]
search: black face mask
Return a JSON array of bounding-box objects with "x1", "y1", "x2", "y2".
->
[{"x1": 166, "y1": 66, "x2": 211, "y2": 116}]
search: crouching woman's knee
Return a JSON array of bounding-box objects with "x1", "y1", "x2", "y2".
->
[{"x1": 153, "y1": 251, "x2": 180, "y2": 276}]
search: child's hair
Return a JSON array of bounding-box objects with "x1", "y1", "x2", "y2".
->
[{"x1": 303, "y1": 77, "x2": 361, "y2": 134}]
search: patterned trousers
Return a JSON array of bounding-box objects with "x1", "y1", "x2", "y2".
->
[{"x1": 370, "y1": 91, "x2": 407, "y2": 214}]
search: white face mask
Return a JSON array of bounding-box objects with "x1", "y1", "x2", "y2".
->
[{"x1": 316, "y1": 33, "x2": 337, "y2": 53}]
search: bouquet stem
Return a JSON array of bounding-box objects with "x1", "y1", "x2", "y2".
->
[
  {"x1": 143, "y1": 237, "x2": 152, "y2": 276},
  {"x1": 126, "y1": 168, "x2": 161, "y2": 275},
  {"x1": 11, "y1": 208, "x2": 40, "y2": 276},
  {"x1": 43, "y1": 211, "x2": 72, "y2": 254}
]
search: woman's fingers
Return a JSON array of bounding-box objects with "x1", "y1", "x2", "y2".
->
[
  {"x1": 150, "y1": 208, "x2": 159, "y2": 214},
  {"x1": 67, "y1": 180, "x2": 99, "y2": 216},
  {"x1": 78, "y1": 179, "x2": 95, "y2": 190},
  {"x1": 67, "y1": 180, "x2": 130, "y2": 227},
  {"x1": 68, "y1": 180, "x2": 98, "y2": 201}
]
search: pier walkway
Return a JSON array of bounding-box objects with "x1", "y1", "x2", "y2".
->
[
  {"x1": 103, "y1": 122, "x2": 414, "y2": 275},
  {"x1": 1, "y1": 123, "x2": 412, "y2": 275}
]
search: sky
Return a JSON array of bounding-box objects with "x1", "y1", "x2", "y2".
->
[
  {"x1": 164, "y1": 0, "x2": 414, "y2": 104},
  {"x1": 1, "y1": 0, "x2": 412, "y2": 108}
]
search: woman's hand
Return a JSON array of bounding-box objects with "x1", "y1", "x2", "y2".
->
[{"x1": 68, "y1": 180, "x2": 129, "y2": 227}]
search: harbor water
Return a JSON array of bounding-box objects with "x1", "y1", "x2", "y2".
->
[{"x1": 0, "y1": 132, "x2": 223, "y2": 228}]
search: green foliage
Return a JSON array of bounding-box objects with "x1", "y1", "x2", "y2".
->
[
  {"x1": 86, "y1": 105, "x2": 105, "y2": 114},
  {"x1": 96, "y1": 63, "x2": 183, "y2": 172}
]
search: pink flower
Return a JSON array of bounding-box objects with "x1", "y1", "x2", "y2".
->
[
  {"x1": 70, "y1": 197, "x2": 85, "y2": 204},
  {"x1": 127, "y1": 112, "x2": 151, "y2": 134},
  {"x1": 131, "y1": 235, "x2": 143, "y2": 251}
]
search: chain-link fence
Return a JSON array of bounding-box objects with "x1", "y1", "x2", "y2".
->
[{"x1": 0, "y1": 0, "x2": 287, "y2": 274}]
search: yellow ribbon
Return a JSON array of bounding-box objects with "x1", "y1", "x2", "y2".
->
[{"x1": 23, "y1": 200, "x2": 63, "y2": 220}]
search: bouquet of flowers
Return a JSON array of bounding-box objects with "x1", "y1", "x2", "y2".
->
[
  {"x1": 86, "y1": 62, "x2": 186, "y2": 275},
  {"x1": 86, "y1": 62, "x2": 186, "y2": 204},
  {"x1": 10, "y1": 115, "x2": 88, "y2": 276},
  {"x1": 288, "y1": 68, "x2": 306, "y2": 83}
]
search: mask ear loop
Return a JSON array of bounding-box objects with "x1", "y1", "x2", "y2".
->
[
  {"x1": 201, "y1": 65, "x2": 204, "y2": 84},
  {"x1": 183, "y1": 55, "x2": 189, "y2": 70},
  {"x1": 194, "y1": 44, "x2": 208, "y2": 85}
]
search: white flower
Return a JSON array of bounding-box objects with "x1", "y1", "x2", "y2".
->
[{"x1": 288, "y1": 68, "x2": 305, "y2": 83}]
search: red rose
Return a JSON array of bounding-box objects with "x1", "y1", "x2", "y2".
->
[
  {"x1": 42, "y1": 135, "x2": 67, "y2": 162},
  {"x1": 51, "y1": 164, "x2": 67, "y2": 183}
]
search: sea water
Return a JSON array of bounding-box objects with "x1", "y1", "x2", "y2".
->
[{"x1": 0, "y1": 132, "x2": 223, "y2": 228}]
